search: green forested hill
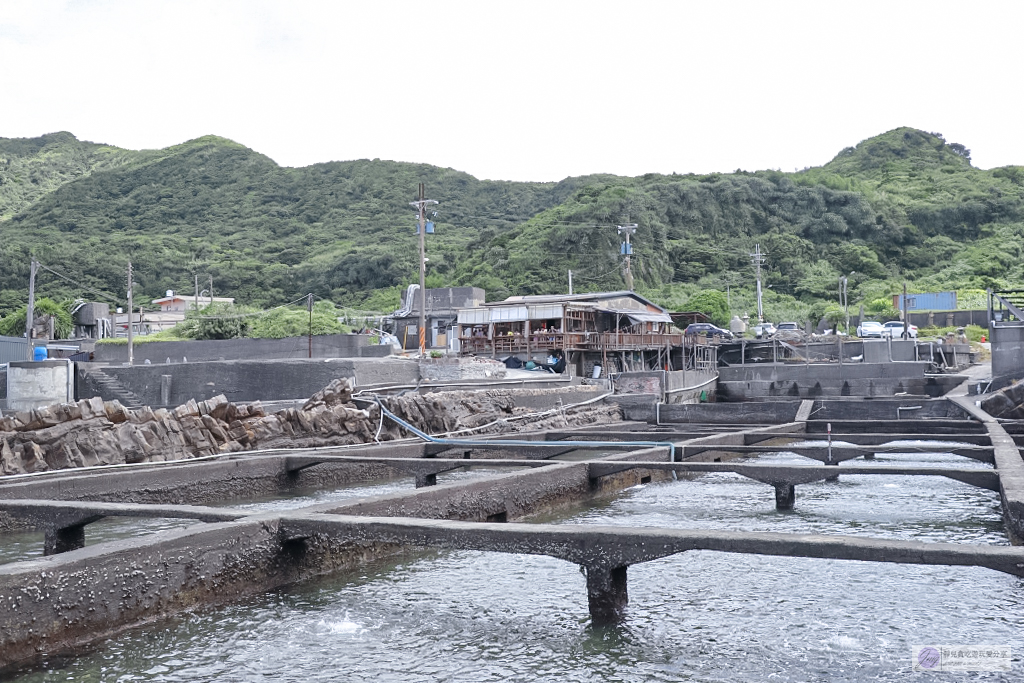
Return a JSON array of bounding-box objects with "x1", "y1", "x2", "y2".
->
[{"x1": 1, "y1": 127, "x2": 1022, "y2": 322}]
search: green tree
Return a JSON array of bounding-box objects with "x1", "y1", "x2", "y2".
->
[
  {"x1": 0, "y1": 297, "x2": 72, "y2": 338},
  {"x1": 823, "y1": 305, "x2": 846, "y2": 333},
  {"x1": 183, "y1": 304, "x2": 251, "y2": 340},
  {"x1": 249, "y1": 300, "x2": 344, "y2": 338},
  {"x1": 683, "y1": 289, "x2": 730, "y2": 327},
  {"x1": 865, "y1": 297, "x2": 899, "y2": 321}
]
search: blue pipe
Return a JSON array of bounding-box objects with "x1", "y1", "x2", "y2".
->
[{"x1": 367, "y1": 397, "x2": 676, "y2": 461}]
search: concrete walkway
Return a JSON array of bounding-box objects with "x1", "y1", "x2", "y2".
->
[{"x1": 947, "y1": 360, "x2": 992, "y2": 396}]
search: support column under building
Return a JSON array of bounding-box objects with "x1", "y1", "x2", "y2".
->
[
  {"x1": 585, "y1": 564, "x2": 629, "y2": 624},
  {"x1": 774, "y1": 484, "x2": 795, "y2": 510},
  {"x1": 44, "y1": 524, "x2": 86, "y2": 555}
]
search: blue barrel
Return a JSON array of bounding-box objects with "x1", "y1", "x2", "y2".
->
[{"x1": 33, "y1": 346, "x2": 48, "y2": 361}]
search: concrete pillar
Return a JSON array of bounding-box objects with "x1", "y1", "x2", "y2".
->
[
  {"x1": 415, "y1": 473, "x2": 437, "y2": 488},
  {"x1": 585, "y1": 564, "x2": 628, "y2": 624},
  {"x1": 44, "y1": 525, "x2": 85, "y2": 555},
  {"x1": 774, "y1": 484, "x2": 795, "y2": 510},
  {"x1": 160, "y1": 375, "x2": 172, "y2": 405}
]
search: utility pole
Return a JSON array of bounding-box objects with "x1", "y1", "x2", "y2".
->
[
  {"x1": 617, "y1": 224, "x2": 638, "y2": 290},
  {"x1": 26, "y1": 259, "x2": 38, "y2": 359},
  {"x1": 208, "y1": 275, "x2": 213, "y2": 304},
  {"x1": 307, "y1": 293, "x2": 314, "y2": 359},
  {"x1": 194, "y1": 274, "x2": 199, "y2": 313},
  {"x1": 750, "y1": 244, "x2": 767, "y2": 322},
  {"x1": 840, "y1": 274, "x2": 852, "y2": 333},
  {"x1": 410, "y1": 183, "x2": 438, "y2": 356},
  {"x1": 568, "y1": 270, "x2": 573, "y2": 295},
  {"x1": 127, "y1": 262, "x2": 134, "y2": 367},
  {"x1": 902, "y1": 282, "x2": 909, "y2": 340}
]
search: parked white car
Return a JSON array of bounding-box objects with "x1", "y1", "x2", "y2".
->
[
  {"x1": 856, "y1": 321, "x2": 884, "y2": 338},
  {"x1": 881, "y1": 321, "x2": 918, "y2": 339}
]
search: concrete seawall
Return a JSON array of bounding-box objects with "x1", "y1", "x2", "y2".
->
[
  {"x1": 91, "y1": 334, "x2": 391, "y2": 364},
  {"x1": 80, "y1": 358, "x2": 421, "y2": 406}
]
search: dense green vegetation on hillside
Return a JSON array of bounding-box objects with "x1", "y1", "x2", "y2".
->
[{"x1": 1, "y1": 127, "x2": 1021, "y2": 329}]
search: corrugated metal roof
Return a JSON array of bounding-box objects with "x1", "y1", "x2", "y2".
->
[
  {"x1": 617, "y1": 311, "x2": 673, "y2": 324},
  {"x1": 483, "y1": 291, "x2": 667, "y2": 312}
]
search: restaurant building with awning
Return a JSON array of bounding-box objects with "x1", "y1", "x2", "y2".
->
[{"x1": 456, "y1": 291, "x2": 691, "y2": 376}]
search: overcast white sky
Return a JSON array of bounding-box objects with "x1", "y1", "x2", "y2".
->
[{"x1": 2, "y1": 0, "x2": 1022, "y2": 182}]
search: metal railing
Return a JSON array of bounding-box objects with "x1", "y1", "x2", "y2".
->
[
  {"x1": 989, "y1": 289, "x2": 1024, "y2": 324},
  {"x1": 459, "y1": 332, "x2": 685, "y2": 355}
]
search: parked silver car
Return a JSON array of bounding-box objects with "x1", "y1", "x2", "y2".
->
[{"x1": 774, "y1": 322, "x2": 803, "y2": 341}]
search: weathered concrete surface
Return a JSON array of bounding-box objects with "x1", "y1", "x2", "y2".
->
[
  {"x1": 990, "y1": 322, "x2": 1024, "y2": 379},
  {"x1": 761, "y1": 431, "x2": 993, "y2": 446},
  {"x1": 505, "y1": 384, "x2": 605, "y2": 411},
  {"x1": 638, "y1": 401, "x2": 802, "y2": 425},
  {"x1": 587, "y1": 461, "x2": 1000, "y2": 491},
  {"x1": 950, "y1": 395, "x2": 1024, "y2": 543},
  {"x1": 718, "y1": 362, "x2": 964, "y2": 400},
  {"x1": 0, "y1": 499, "x2": 254, "y2": 554},
  {"x1": 80, "y1": 358, "x2": 419, "y2": 406},
  {"x1": 0, "y1": 406, "x2": 1016, "y2": 668},
  {"x1": 90, "y1": 334, "x2": 389, "y2": 364},
  {"x1": 614, "y1": 370, "x2": 718, "y2": 405},
  {"x1": 312, "y1": 462, "x2": 592, "y2": 522},
  {"x1": 804, "y1": 418, "x2": 986, "y2": 435},
  {"x1": 6, "y1": 361, "x2": 73, "y2": 411},
  {"x1": 0, "y1": 499, "x2": 252, "y2": 527},
  {"x1": 279, "y1": 513, "x2": 1024, "y2": 578},
  {"x1": 807, "y1": 397, "x2": 971, "y2": 421},
  {"x1": 677, "y1": 443, "x2": 994, "y2": 464},
  {"x1": 0, "y1": 516, "x2": 338, "y2": 671},
  {"x1": 418, "y1": 357, "x2": 507, "y2": 381},
  {"x1": 11, "y1": 501, "x2": 1020, "y2": 670}
]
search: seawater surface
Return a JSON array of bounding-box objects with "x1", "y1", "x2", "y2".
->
[{"x1": 6, "y1": 447, "x2": 1024, "y2": 681}]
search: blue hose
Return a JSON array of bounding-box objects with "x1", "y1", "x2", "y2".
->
[{"x1": 368, "y1": 397, "x2": 676, "y2": 461}]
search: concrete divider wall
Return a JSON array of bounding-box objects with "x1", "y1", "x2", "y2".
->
[
  {"x1": 91, "y1": 334, "x2": 391, "y2": 364},
  {"x1": 621, "y1": 400, "x2": 801, "y2": 425},
  {"x1": 506, "y1": 384, "x2": 607, "y2": 411},
  {"x1": 0, "y1": 519, "x2": 288, "y2": 669},
  {"x1": 79, "y1": 358, "x2": 420, "y2": 405},
  {"x1": 808, "y1": 398, "x2": 971, "y2": 421},
  {"x1": 6, "y1": 360, "x2": 74, "y2": 411},
  {"x1": 614, "y1": 370, "x2": 718, "y2": 406},
  {"x1": 718, "y1": 362, "x2": 963, "y2": 400},
  {"x1": 321, "y1": 462, "x2": 591, "y2": 522},
  {"x1": 991, "y1": 323, "x2": 1024, "y2": 379},
  {"x1": 0, "y1": 454, "x2": 414, "y2": 529}
]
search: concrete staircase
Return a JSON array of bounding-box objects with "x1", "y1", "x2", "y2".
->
[{"x1": 83, "y1": 368, "x2": 144, "y2": 408}]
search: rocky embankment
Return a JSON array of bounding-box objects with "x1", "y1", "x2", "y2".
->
[
  {"x1": 981, "y1": 381, "x2": 1024, "y2": 419},
  {"x1": 1, "y1": 380, "x2": 619, "y2": 475}
]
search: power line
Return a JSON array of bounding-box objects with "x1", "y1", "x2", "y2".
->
[
  {"x1": 192, "y1": 293, "x2": 314, "y2": 320},
  {"x1": 35, "y1": 262, "x2": 124, "y2": 305}
]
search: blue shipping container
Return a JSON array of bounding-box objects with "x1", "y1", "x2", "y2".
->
[{"x1": 893, "y1": 291, "x2": 957, "y2": 311}]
